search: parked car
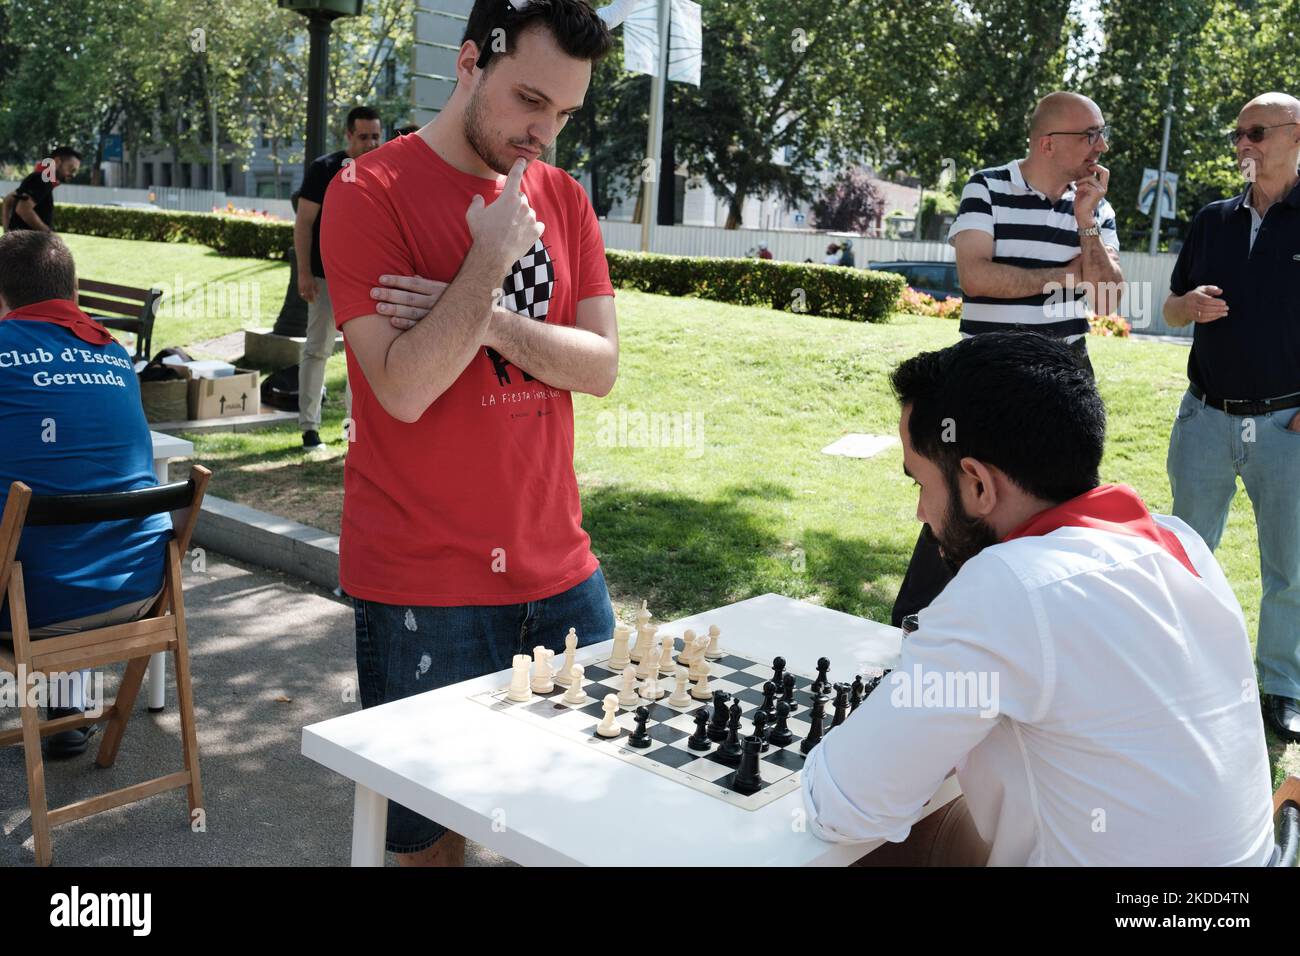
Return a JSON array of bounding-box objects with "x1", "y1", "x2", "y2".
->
[{"x1": 868, "y1": 260, "x2": 961, "y2": 300}]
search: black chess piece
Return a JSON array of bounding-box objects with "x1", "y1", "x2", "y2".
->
[
  {"x1": 781, "y1": 671, "x2": 799, "y2": 713},
  {"x1": 800, "y1": 694, "x2": 827, "y2": 755},
  {"x1": 718, "y1": 700, "x2": 744, "y2": 764},
  {"x1": 752, "y1": 709, "x2": 771, "y2": 751},
  {"x1": 761, "y1": 679, "x2": 777, "y2": 716},
  {"x1": 708, "y1": 690, "x2": 732, "y2": 742},
  {"x1": 769, "y1": 700, "x2": 794, "y2": 747},
  {"x1": 688, "y1": 705, "x2": 712, "y2": 751},
  {"x1": 812, "y1": 656, "x2": 831, "y2": 695},
  {"x1": 629, "y1": 705, "x2": 652, "y2": 748},
  {"x1": 831, "y1": 683, "x2": 850, "y2": 728},
  {"x1": 731, "y1": 735, "x2": 764, "y2": 795},
  {"x1": 865, "y1": 673, "x2": 882, "y2": 697},
  {"x1": 850, "y1": 675, "x2": 865, "y2": 712},
  {"x1": 771, "y1": 656, "x2": 786, "y2": 690}
]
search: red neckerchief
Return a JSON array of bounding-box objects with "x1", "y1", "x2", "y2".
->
[
  {"x1": 1002, "y1": 483, "x2": 1200, "y2": 578},
  {"x1": 1, "y1": 298, "x2": 116, "y2": 345}
]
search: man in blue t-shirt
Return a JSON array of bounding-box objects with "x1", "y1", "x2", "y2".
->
[{"x1": 0, "y1": 230, "x2": 170, "y2": 758}]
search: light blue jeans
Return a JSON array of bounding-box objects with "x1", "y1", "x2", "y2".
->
[{"x1": 1167, "y1": 388, "x2": 1300, "y2": 698}]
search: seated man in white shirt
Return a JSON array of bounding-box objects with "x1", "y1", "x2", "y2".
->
[{"x1": 802, "y1": 330, "x2": 1276, "y2": 866}]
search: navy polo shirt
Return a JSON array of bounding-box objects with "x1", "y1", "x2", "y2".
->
[{"x1": 1169, "y1": 179, "x2": 1300, "y2": 400}]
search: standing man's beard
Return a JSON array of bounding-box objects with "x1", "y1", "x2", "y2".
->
[
  {"x1": 463, "y1": 84, "x2": 512, "y2": 175},
  {"x1": 930, "y1": 474, "x2": 1002, "y2": 573}
]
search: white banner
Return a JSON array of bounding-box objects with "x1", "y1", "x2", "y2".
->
[{"x1": 601, "y1": 0, "x2": 701, "y2": 85}]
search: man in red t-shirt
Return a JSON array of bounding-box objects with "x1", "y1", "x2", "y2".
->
[{"x1": 320, "y1": 0, "x2": 617, "y2": 866}]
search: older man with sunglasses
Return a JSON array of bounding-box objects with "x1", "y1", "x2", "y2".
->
[{"x1": 1163, "y1": 91, "x2": 1300, "y2": 743}]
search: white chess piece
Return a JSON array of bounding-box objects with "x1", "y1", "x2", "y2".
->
[
  {"x1": 636, "y1": 599, "x2": 651, "y2": 630},
  {"x1": 531, "y1": 645, "x2": 555, "y2": 694},
  {"x1": 596, "y1": 694, "x2": 621, "y2": 737},
  {"x1": 507, "y1": 654, "x2": 533, "y2": 702},
  {"x1": 609, "y1": 623, "x2": 632, "y2": 670},
  {"x1": 680, "y1": 629, "x2": 697, "y2": 667},
  {"x1": 618, "y1": 665, "x2": 640, "y2": 707},
  {"x1": 636, "y1": 640, "x2": 659, "y2": 681},
  {"x1": 561, "y1": 664, "x2": 587, "y2": 705},
  {"x1": 704, "y1": 624, "x2": 722, "y2": 660},
  {"x1": 690, "y1": 659, "x2": 712, "y2": 700},
  {"x1": 554, "y1": 627, "x2": 579, "y2": 687},
  {"x1": 668, "y1": 666, "x2": 692, "y2": 707},
  {"x1": 688, "y1": 635, "x2": 710, "y2": 680},
  {"x1": 639, "y1": 665, "x2": 663, "y2": 700},
  {"x1": 657, "y1": 635, "x2": 676, "y2": 675}
]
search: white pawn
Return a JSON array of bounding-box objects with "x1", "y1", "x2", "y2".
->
[
  {"x1": 507, "y1": 654, "x2": 532, "y2": 702},
  {"x1": 636, "y1": 640, "x2": 659, "y2": 680},
  {"x1": 639, "y1": 665, "x2": 664, "y2": 700},
  {"x1": 657, "y1": 635, "x2": 677, "y2": 675},
  {"x1": 596, "y1": 694, "x2": 621, "y2": 737},
  {"x1": 618, "y1": 665, "x2": 640, "y2": 707},
  {"x1": 609, "y1": 623, "x2": 632, "y2": 670},
  {"x1": 531, "y1": 645, "x2": 555, "y2": 694},
  {"x1": 704, "y1": 624, "x2": 723, "y2": 660},
  {"x1": 680, "y1": 629, "x2": 697, "y2": 666},
  {"x1": 562, "y1": 664, "x2": 587, "y2": 705},
  {"x1": 688, "y1": 635, "x2": 710, "y2": 680},
  {"x1": 690, "y1": 659, "x2": 712, "y2": 700},
  {"x1": 668, "y1": 666, "x2": 693, "y2": 708},
  {"x1": 554, "y1": 628, "x2": 579, "y2": 687}
]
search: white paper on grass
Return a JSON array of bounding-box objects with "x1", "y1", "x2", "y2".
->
[{"x1": 820, "y1": 434, "x2": 898, "y2": 459}]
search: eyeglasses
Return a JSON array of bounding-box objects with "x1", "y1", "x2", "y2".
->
[
  {"x1": 1229, "y1": 122, "x2": 1299, "y2": 146},
  {"x1": 1045, "y1": 125, "x2": 1112, "y2": 146}
]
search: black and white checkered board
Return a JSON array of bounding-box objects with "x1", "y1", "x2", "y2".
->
[
  {"x1": 501, "y1": 238, "x2": 554, "y2": 320},
  {"x1": 470, "y1": 642, "x2": 856, "y2": 811}
]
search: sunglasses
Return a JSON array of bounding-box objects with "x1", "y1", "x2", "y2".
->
[
  {"x1": 1045, "y1": 124, "x2": 1112, "y2": 147},
  {"x1": 1229, "y1": 122, "x2": 1299, "y2": 146}
]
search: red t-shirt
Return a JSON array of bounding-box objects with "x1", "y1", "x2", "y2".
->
[{"x1": 320, "y1": 133, "x2": 614, "y2": 606}]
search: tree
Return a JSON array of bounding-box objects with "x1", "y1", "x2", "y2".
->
[{"x1": 810, "y1": 168, "x2": 884, "y2": 233}]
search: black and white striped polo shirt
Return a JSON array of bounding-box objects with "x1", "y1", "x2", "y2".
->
[{"x1": 948, "y1": 159, "x2": 1119, "y2": 342}]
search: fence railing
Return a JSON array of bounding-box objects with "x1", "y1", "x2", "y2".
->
[
  {"x1": 597, "y1": 220, "x2": 1188, "y2": 338},
  {"x1": 0, "y1": 181, "x2": 293, "y2": 219}
]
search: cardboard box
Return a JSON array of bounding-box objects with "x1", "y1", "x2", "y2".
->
[
  {"x1": 139, "y1": 375, "x2": 191, "y2": 423},
  {"x1": 188, "y1": 368, "x2": 260, "y2": 420}
]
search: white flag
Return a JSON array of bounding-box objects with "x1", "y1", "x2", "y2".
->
[{"x1": 601, "y1": 0, "x2": 702, "y2": 86}]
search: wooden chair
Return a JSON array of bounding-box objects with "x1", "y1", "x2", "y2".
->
[
  {"x1": 76, "y1": 279, "x2": 164, "y2": 363},
  {"x1": 1271, "y1": 775, "x2": 1299, "y2": 867},
  {"x1": 0, "y1": 465, "x2": 210, "y2": 866}
]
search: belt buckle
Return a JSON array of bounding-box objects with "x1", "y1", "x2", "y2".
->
[{"x1": 1223, "y1": 397, "x2": 1258, "y2": 415}]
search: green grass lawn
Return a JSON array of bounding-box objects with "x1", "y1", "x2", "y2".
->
[{"x1": 121, "y1": 265, "x2": 1290, "y2": 784}]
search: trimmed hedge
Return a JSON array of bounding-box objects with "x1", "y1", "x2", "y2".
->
[
  {"x1": 606, "y1": 250, "x2": 904, "y2": 322},
  {"x1": 57, "y1": 202, "x2": 294, "y2": 260},
  {"x1": 55, "y1": 204, "x2": 905, "y2": 320}
]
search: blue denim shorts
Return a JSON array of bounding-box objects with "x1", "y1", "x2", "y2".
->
[{"x1": 352, "y1": 567, "x2": 615, "y2": 854}]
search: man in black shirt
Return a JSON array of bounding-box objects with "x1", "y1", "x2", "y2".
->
[
  {"x1": 1163, "y1": 91, "x2": 1300, "y2": 742},
  {"x1": 2, "y1": 147, "x2": 81, "y2": 233},
  {"x1": 295, "y1": 106, "x2": 383, "y2": 447}
]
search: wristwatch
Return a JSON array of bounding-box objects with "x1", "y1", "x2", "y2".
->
[{"x1": 1078, "y1": 225, "x2": 1101, "y2": 238}]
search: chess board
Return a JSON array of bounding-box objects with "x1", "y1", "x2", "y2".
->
[{"x1": 469, "y1": 640, "x2": 858, "y2": 811}]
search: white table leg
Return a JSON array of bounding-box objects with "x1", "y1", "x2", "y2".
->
[
  {"x1": 149, "y1": 455, "x2": 172, "y2": 712},
  {"x1": 351, "y1": 783, "x2": 387, "y2": 867}
]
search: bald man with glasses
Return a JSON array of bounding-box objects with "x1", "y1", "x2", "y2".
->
[{"x1": 1163, "y1": 91, "x2": 1300, "y2": 743}]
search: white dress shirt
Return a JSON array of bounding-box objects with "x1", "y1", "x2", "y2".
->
[{"x1": 802, "y1": 516, "x2": 1276, "y2": 865}]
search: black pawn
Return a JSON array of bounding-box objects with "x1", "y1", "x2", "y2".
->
[
  {"x1": 769, "y1": 700, "x2": 794, "y2": 747},
  {"x1": 708, "y1": 690, "x2": 732, "y2": 742},
  {"x1": 781, "y1": 671, "x2": 799, "y2": 713},
  {"x1": 771, "y1": 656, "x2": 786, "y2": 689},
  {"x1": 629, "y1": 706, "x2": 652, "y2": 748},
  {"x1": 800, "y1": 694, "x2": 827, "y2": 754},
  {"x1": 849, "y1": 675, "x2": 865, "y2": 712},
  {"x1": 865, "y1": 674, "x2": 882, "y2": 698},
  {"x1": 732, "y1": 735, "x2": 764, "y2": 795},
  {"x1": 831, "y1": 683, "x2": 850, "y2": 728},
  {"x1": 752, "y1": 709, "x2": 771, "y2": 751},
  {"x1": 761, "y1": 679, "x2": 777, "y2": 716},
  {"x1": 687, "y1": 706, "x2": 712, "y2": 751},
  {"x1": 812, "y1": 656, "x2": 831, "y2": 695},
  {"x1": 718, "y1": 699, "x2": 744, "y2": 764}
]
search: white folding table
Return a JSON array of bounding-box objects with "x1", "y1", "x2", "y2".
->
[
  {"x1": 148, "y1": 430, "x2": 193, "y2": 712},
  {"x1": 302, "y1": 592, "x2": 961, "y2": 866}
]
